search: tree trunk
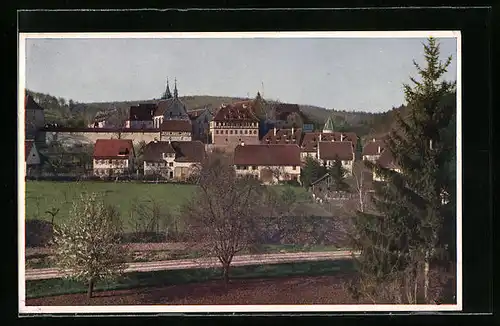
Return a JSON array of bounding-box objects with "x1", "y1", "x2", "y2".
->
[
  {"x1": 222, "y1": 263, "x2": 230, "y2": 289},
  {"x1": 424, "y1": 252, "x2": 430, "y2": 303},
  {"x1": 87, "y1": 278, "x2": 94, "y2": 298}
]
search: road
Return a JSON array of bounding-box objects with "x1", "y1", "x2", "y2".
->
[{"x1": 25, "y1": 251, "x2": 357, "y2": 281}]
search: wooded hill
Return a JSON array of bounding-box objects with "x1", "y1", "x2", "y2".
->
[{"x1": 26, "y1": 89, "x2": 432, "y2": 140}]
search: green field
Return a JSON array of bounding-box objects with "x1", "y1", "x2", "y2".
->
[
  {"x1": 25, "y1": 181, "x2": 311, "y2": 231},
  {"x1": 26, "y1": 259, "x2": 354, "y2": 299}
]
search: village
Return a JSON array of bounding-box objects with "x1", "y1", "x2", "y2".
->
[{"x1": 25, "y1": 79, "x2": 397, "y2": 197}]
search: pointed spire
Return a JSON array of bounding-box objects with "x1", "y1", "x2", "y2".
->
[
  {"x1": 173, "y1": 78, "x2": 178, "y2": 99},
  {"x1": 323, "y1": 115, "x2": 335, "y2": 133},
  {"x1": 162, "y1": 78, "x2": 172, "y2": 99}
]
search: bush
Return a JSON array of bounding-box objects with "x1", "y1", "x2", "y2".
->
[{"x1": 26, "y1": 219, "x2": 54, "y2": 247}]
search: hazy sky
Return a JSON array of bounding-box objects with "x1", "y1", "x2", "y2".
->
[{"x1": 25, "y1": 37, "x2": 457, "y2": 112}]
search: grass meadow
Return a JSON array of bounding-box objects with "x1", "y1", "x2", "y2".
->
[{"x1": 24, "y1": 181, "x2": 311, "y2": 232}]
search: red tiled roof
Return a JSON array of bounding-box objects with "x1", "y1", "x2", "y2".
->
[
  {"x1": 300, "y1": 132, "x2": 357, "y2": 152},
  {"x1": 233, "y1": 144, "x2": 301, "y2": 166},
  {"x1": 129, "y1": 104, "x2": 156, "y2": 121},
  {"x1": 213, "y1": 102, "x2": 259, "y2": 122},
  {"x1": 160, "y1": 119, "x2": 192, "y2": 132},
  {"x1": 362, "y1": 139, "x2": 386, "y2": 156},
  {"x1": 318, "y1": 141, "x2": 354, "y2": 161},
  {"x1": 261, "y1": 128, "x2": 303, "y2": 145},
  {"x1": 93, "y1": 139, "x2": 134, "y2": 159},
  {"x1": 25, "y1": 140, "x2": 34, "y2": 161}
]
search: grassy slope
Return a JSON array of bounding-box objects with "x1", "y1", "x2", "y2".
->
[
  {"x1": 25, "y1": 181, "x2": 311, "y2": 231},
  {"x1": 26, "y1": 259, "x2": 354, "y2": 299}
]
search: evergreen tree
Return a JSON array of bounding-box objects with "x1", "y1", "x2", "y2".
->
[
  {"x1": 328, "y1": 155, "x2": 350, "y2": 191},
  {"x1": 300, "y1": 156, "x2": 327, "y2": 188},
  {"x1": 347, "y1": 37, "x2": 456, "y2": 304}
]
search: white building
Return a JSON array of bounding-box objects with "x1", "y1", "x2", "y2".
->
[
  {"x1": 317, "y1": 140, "x2": 355, "y2": 175},
  {"x1": 160, "y1": 120, "x2": 193, "y2": 142},
  {"x1": 233, "y1": 144, "x2": 302, "y2": 184},
  {"x1": 93, "y1": 139, "x2": 135, "y2": 177}
]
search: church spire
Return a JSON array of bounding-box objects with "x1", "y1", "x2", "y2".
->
[
  {"x1": 173, "y1": 78, "x2": 178, "y2": 99},
  {"x1": 162, "y1": 78, "x2": 173, "y2": 99},
  {"x1": 323, "y1": 115, "x2": 335, "y2": 133}
]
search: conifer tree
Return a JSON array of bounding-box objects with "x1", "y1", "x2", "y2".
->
[
  {"x1": 347, "y1": 37, "x2": 456, "y2": 304},
  {"x1": 328, "y1": 155, "x2": 350, "y2": 192}
]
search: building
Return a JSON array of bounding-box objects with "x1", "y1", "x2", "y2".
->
[
  {"x1": 209, "y1": 102, "x2": 260, "y2": 150},
  {"x1": 126, "y1": 103, "x2": 156, "y2": 129},
  {"x1": 188, "y1": 107, "x2": 214, "y2": 143},
  {"x1": 317, "y1": 141, "x2": 355, "y2": 175},
  {"x1": 25, "y1": 94, "x2": 46, "y2": 145},
  {"x1": 322, "y1": 115, "x2": 336, "y2": 133},
  {"x1": 142, "y1": 140, "x2": 206, "y2": 180},
  {"x1": 372, "y1": 148, "x2": 401, "y2": 182},
  {"x1": 93, "y1": 139, "x2": 135, "y2": 177},
  {"x1": 152, "y1": 79, "x2": 190, "y2": 127},
  {"x1": 160, "y1": 119, "x2": 192, "y2": 142},
  {"x1": 25, "y1": 140, "x2": 41, "y2": 176},
  {"x1": 300, "y1": 131, "x2": 357, "y2": 161},
  {"x1": 362, "y1": 139, "x2": 386, "y2": 162},
  {"x1": 233, "y1": 144, "x2": 301, "y2": 184},
  {"x1": 261, "y1": 127, "x2": 303, "y2": 146}
]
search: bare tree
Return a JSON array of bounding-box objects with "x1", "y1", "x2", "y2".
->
[
  {"x1": 106, "y1": 106, "x2": 130, "y2": 139},
  {"x1": 181, "y1": 152, "x2": 266, "y2": 287},
  {"x1": 351, "y1": 161, "x2": 369, "y2": 213},
  {"x1": 51, "y1": 193, "x2": 128, "y2": 298}
]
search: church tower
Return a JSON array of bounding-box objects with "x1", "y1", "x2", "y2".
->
[
  {"x1": 173, "y1": 78, "x2": 178, "y2": 99},
  {"x1": 322, "y1": 115, "x2": 335, "y2": 133},
  {"x1": 161, "y1": 78, "x2": 173, "y2": 100}
]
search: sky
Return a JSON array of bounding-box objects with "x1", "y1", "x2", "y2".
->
[{"x1": 24, "y1": 36, "x2": 457, "y2": 113}]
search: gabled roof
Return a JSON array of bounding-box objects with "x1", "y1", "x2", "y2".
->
[
  {"x1": 261, "y1": 128, "x2": 303, "y2": 145},
  {"x1": 93, "y1": 139, "x2": 134, "y2": 159},
  {"x1": 362, "y1": 139, "x2": 386, "y2": 156},
  {"x1": 318, "y1": 141, "x2": 354, "y2": 161},
  {"x1": 25, "y1": 95, "x2": 44, "y2": 111},
  {"x1": 171, "y1": 141, "x2": 207, "y2": 163},
  {"x1": 142, "y1": 141, "x2": 175, "y2": 162},
  {"x1": 300, "y1": 132, "x2": 358, "y2": 152},
  {"x1": 160, "y1": 119, "x2": 192, "y2": 132},
  {"x1": 377, "y1": 149, "x2": 400, "y2": 170},
  {"x1": 213, "y1": 102, "x2": 259, "y2": 122},
  {"x1": 129, "y1": 103, "x2": 156, "y2": 121},
  {"x1": 154, "y1": 98, "x2": 190, "y2": 119},
  {"x1": 233, "y1": 144, "x2": 301, "y2": 166},
  {"x1": 25, "y1": 140, "x2": 35, "y2": 161}
]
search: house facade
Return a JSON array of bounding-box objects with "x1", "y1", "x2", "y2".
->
[
  {"x1": 317, "y1": 141, "x2": 355, "y2": 175},
  {"x1": 372, "y1": 149, "x2": 401, "y2": 182},
  {"x1": 25, "y1": 140, "x2": 41, "y2": 176},
  {"x1": 142, "y1": 140, "x2": 206, "y2": 180},
  {"x1": 209, "y1": 102, "x2": 260, "y2": 150},
  {"x1": 261, "y1": 127, "x2": 303, "y2": 146},
  {"x1": 93, "y1": 139, "x2": 135, "y2": 177},
  {"x1": 25, "y1": 94, "x2": 46, "y2": 145},
  {"x1": 160, "y1": 120, "x2": 192, "y2": 142},
  {"x1": 300, "y1": 131, "x2": 357, "y2": 162},
  {"x1": 188, "y1": 107, "x2": 213, "y2": 143},
  {"x1": 362, "y1": 139, "x2": 386, "y2": 162},
  {"x1": 233, "y1": 144, "x2": 301, "y2": 184}
]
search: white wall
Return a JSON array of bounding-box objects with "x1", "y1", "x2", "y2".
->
[
  {"x1": 160, "y1": 131, "x2": 192, "y2": 142},
  {"x1": 93, "y1": 157, "x2": 134, "y2": 176},
  {"x1": 235, "y1": 165, "x2": 301, "y2": 184}
]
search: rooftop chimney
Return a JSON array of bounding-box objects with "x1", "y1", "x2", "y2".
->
[
  {"x1": 378, "y1": 146, "x2": 381, "y2": 154},
  {"x1": 340, "y1": 133, "x2": 344, "y2": 141},
  {"x1": 291, "y1": 126, "x2": 295, "y2": 134},
  {"x1": 429, "y1": 139, "x2": 433, "y2": 150},
  {"x1": 274, "y1": 127, "x2": 277, "y2": 136},
  {"x1": 241, "y1": 141, "x2": 245, "y2": 146},
  {"x1": 372, "y1": 138, "x2": 376, "y2": 142},
  {"x1": 319, "y1": 133, "x2": 322, "y2": 142}
]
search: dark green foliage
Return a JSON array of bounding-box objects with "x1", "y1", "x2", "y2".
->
[
  {"x1": 300, "y1": 156, "x2": 328, "y2": 188},
  {"x1": 327, "y1": 156, "x2": 350, "y2": 192},
  {"x1": 348, "y1": 37, "x2": 456, "y2": 303}
]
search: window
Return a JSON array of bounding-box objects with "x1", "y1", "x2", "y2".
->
[
  {"x1": 169, "y1": 162, "x2": 173, "y2": 167},
  {"x1": 239, "y1": 130, "x2": 243, "y2": 134},
  {"x1": 292, "y1": 166, "x2": 297, "y2": 170},
  {"x1": 225, "y1": 130, "x2": 228, "y2": 134},
  {"x1": 225, "y1": 138, "x2": 228, "y2": 142},
  {"x1": 252, "y1": 166, "x2": 257, "y2": 170},
  {"x1": 108, "y1": 159, "x2": 112, "y2": 164},
  {"x1": 253, "y1": 130, "x2": 257, "y2": 134},
  {"x1": 215, "y1": 130, "x2": 219, "y2": 134},
  {"x1": 230, "y1": 130, "x2": 233, "y2": 134},
  {"x1": 244, "y1": 130, "x2": 248, "y2": 134}
]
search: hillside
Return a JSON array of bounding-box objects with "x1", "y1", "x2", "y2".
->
[{"x1": 26, "y1": 89, "x2": 411, "y2": 140}]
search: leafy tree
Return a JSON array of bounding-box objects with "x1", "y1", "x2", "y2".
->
[
  {"x1": 327, "y1": 155, "x2": 350, "y2": 192},
  {"x1": 347, "y1": 37, "x2": 456, "y2": 304},
  {"x1": 51, "y1": 193, "x2": 128, "y2": 298}
]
